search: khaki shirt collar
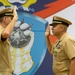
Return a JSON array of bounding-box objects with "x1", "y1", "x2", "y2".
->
[
  {"x1": 56, "y1": 33, "x2": 68, "y2": 44},
  {"x1": 59, "y1": 32, "x2": 68, "y2": 42}
]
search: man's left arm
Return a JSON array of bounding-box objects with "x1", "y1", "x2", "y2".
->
[{"x1": 70, "y1": 57, "x2": 75, "y2": 75}]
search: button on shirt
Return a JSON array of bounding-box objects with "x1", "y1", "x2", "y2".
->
[{"x1": 52, "y1": 33, "x2": 75, "y2": 75}]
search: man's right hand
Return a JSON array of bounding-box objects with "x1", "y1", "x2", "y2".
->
[
  {"x1": 13, "y1": 6, "x2": 18, "y2": 21},
  {"x1": 45, "y1": 25, "x2": 50, "y2": 37}
]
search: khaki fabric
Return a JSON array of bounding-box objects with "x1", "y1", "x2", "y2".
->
[
  {"x1": 0, "y1": 25, "x2": 12, "y2": 74},
  {"x1": 52, "y1": 33, "x2": 75, "y2": 75},
  {"x1": 0, "y1": 71, "x2": 12, "y2": 75}
]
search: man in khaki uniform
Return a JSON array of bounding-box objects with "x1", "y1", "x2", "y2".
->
[
  {"x1": 45, "y1": 16, "x2": 75, "y2": 75},
  {"x1": 0, "y1": 6, "x2": 18, "y2": 75}
]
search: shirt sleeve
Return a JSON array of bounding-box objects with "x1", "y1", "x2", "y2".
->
[
  {"x1": 64, "y1": 38, "x2": 75, "y2": 60},
  {"x1": 0, "y1": 26, "x2": 4, "y2": 41}
]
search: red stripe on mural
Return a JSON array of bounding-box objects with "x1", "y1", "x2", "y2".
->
[
  {"x1": 34, "y1": 0, "x2": 75, "y2": 18},
  {"x1": 49, "y1": 35, "x2": 57, "y2": 44}
]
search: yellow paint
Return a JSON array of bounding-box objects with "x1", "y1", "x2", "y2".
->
[
  {"x1": 0, "y1": 0, "x2": 37, "y2": 8},
  {"x1": 0, "y1": 0, "x2": 12, "y2": 6}
]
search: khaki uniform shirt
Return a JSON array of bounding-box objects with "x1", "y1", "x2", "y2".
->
[
  {"x1": 0, "y1": 25, "x2": 12, "y2": 73},
  {"x1": 52, "y1": 33, "x2": 75, "y2": 75}
]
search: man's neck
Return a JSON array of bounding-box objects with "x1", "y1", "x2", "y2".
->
[{"x1": 57, "y1": 32, "x2": 66, "y2": 40}]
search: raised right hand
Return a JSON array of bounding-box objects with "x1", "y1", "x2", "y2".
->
[
  {"x1": 45, "y1": 24, "x2": 50, "y2": 37},
  {"x1": 13, "y1": 6, "x2": 18, "y2": 21}
]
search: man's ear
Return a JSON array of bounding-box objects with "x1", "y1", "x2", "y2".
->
[
  {"x1": 60, "y1": 25, "x2": 64, "y2": 32},
  {"x1": 3, "y1": 16, "x2": 6, "y2": 20},
  {"x1": 3, "y1": 16, "x2": 7, "y2": 22}
]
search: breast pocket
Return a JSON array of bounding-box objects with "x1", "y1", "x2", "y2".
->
[
  {"x1": 57, "y1": 48, "x2": 66, "y2": 62},
  {"x1": 53, "y1": 48, "x2": 61, "y2": 56},
  {"x1": 57, "y1": 49, "x2": 62, "y2": 53}
]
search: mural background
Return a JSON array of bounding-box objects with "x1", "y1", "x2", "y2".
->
[{"x1": 0, "y1": 0, "x2": 75, "y2": 75}]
